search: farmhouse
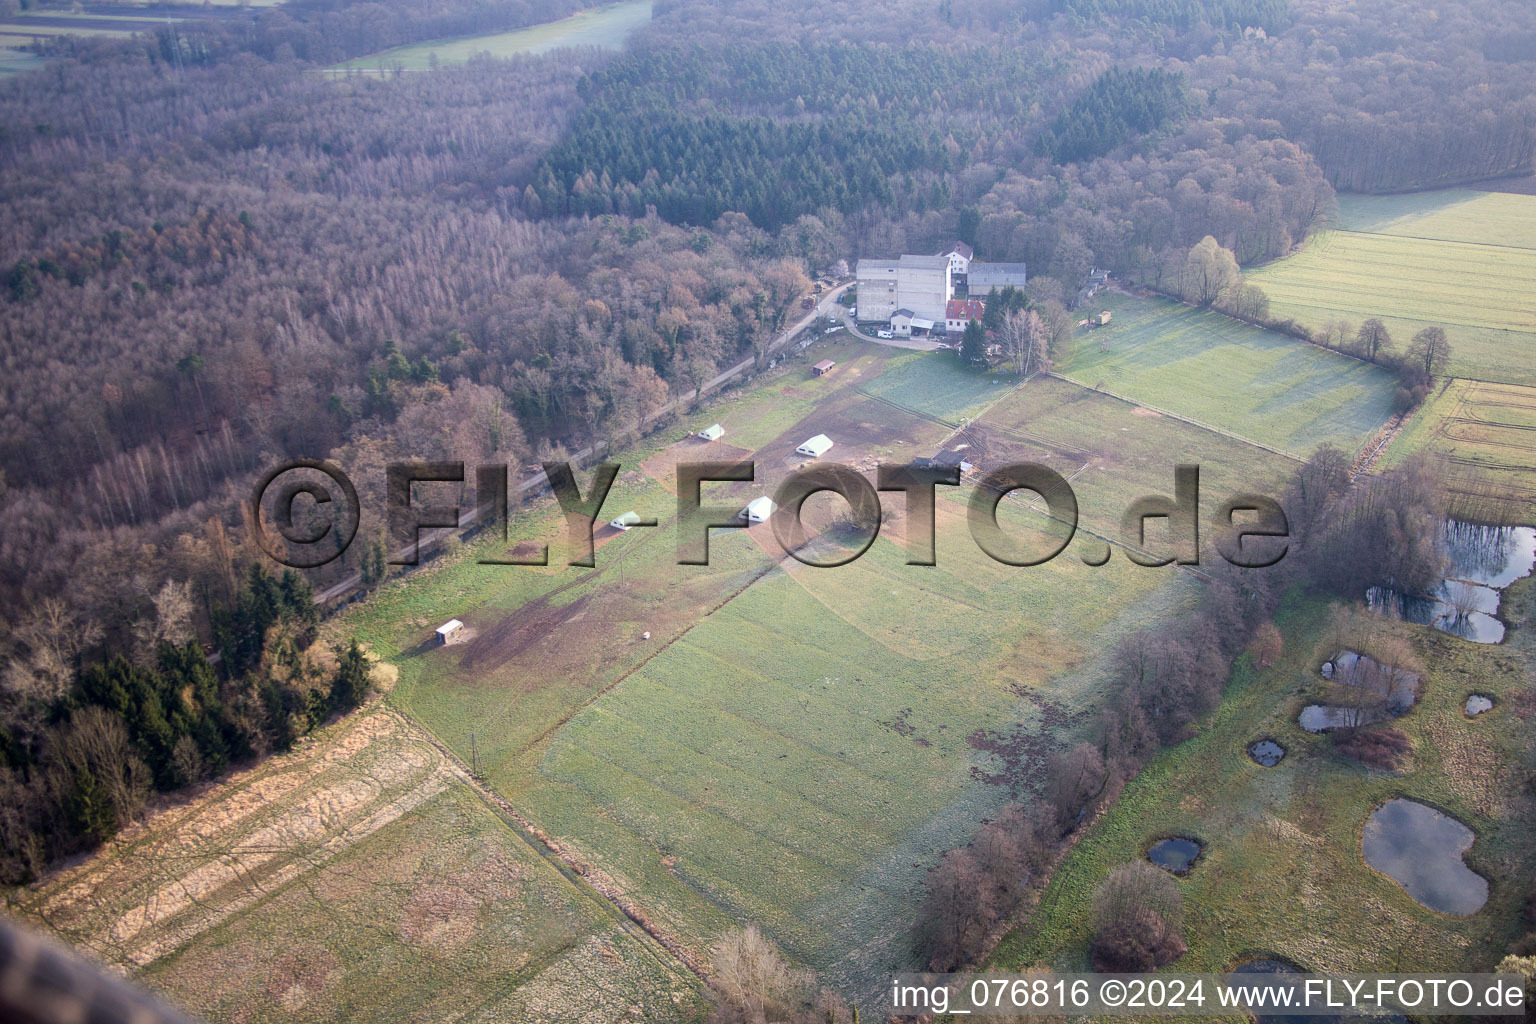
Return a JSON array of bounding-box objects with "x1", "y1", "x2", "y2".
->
[
  {"x1": 698, "y1": 423, "x2": 724, "y2": 441},
  {"x1": 939, "y1": 241, "x2": 973, "y2": 279},
  {"x1": 609, "y1": 511, "x2": 643, "y2": 531},
  {"x1": 796, "y1": 433, "x2": 834, "y2": 457},
  {"x1": 740, "y1": 496, "x2": 776, "y2": 522},
  {"x1": 435, "y1": 619, "x2": 463, "y2": 645},
  {"x1": 946, "y1": 298, "x2": 986, "y2": 332},
  {"x1": 854, "y1": 254, "x2": 952, "y2": 325},
  {"x1": 812, "y1": 359, "x2": 836, "y2": 376},
  {"x1": 967, "y1": 262, "x2": 1028, "y2": 295},
  {"x1": 890, "y1": 309, "x2": 935, "y2": 338}
]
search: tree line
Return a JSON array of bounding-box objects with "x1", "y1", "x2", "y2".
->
[{"x1": 1147, "y1": 235, "x2": 1455, "y2": 409}]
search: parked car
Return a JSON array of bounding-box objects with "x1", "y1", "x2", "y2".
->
[{"x1": 877, "y1": 329, "x2": 893, "y2": 339}]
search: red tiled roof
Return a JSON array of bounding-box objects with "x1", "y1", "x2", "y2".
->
[{"x1": 947, "y1": 298, "x2": 985, "y2": 320}]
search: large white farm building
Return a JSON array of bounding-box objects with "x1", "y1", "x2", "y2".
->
[
  {"x1": 855, "y1": 247, "x2": 1025, "y2": 332},
  {"x1": 855, "y1": 254, "x2": 953, "y2": 325}
]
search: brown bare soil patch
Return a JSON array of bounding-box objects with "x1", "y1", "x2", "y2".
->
[
  {"x1": 639, "y1": 437, "x2": 753, "y2": 493},
  {"x1": 456, "y1": 581, "x2": 596, "y2": 676}
]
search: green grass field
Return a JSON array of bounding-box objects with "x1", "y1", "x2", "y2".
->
[
  {"x1": 1245, "y1": 190, "x2": 1536, "y2": 385},
  {"x1": 1059, "y1": 291, "x2": 1400, "y2": 458},
  {"x1": 9, "y1": 708, "x2": 701, "y2": 1023},
  {"x1": 1381, "y1": 377, "x2": 1536, "y2": 523},
  {"x1": 992, "y1": 585, "x2": 1536, "y2": 988},
  {"x1": 328, "y1": 0, "x2": 652, "y2": 73},
  {"x1": 14, "y1": 317, "x2": 1383, "y2": 1015},
  {"x1": 0, "y1": 46, "x2": 43, "y2": 75},
  {"x1": 327, "y1": 341, "x2": 1307, "y2": 1000}
]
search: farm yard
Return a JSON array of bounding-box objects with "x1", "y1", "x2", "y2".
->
[
  {"x1": 992, "y1": 587, "x2": 1536, "y2": 981},
  {"x1": 326, "y1": 0, "x2": 653, "y2": 74},
  {"x1": 1058, "y1": 291, "x2": 1400, "y2": 458},
  {"x1": 320, "y1": 323, "x2": 1382, "y2": 999},
  {"x1": 6, "y1": 706, "x2": 700, "y2": 1023},
  {"x1": 1244, "y1": 190, "x2": 1536, "y2": 384}
]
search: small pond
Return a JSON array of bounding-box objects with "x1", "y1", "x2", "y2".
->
[
  {"x1": 1249, "y1": 739, "x2": 1286, "y2": 767},
  {"x1": 1298, "y1": 704, "x2": 1379, "y2": 733},
  {"x1": 1367, "y1": 521, "x2": 1536, "y2": 644},
  {"x1": 1146, "y1": 837, "x2": 1202, "y2": 874},
  {"x1": 1361, "y1": 799, "x2": 1487, "y2": 915},
  {"x1": 1305, "y1": 650, "x2": 1421, "y2": 732},
  {"x1": 1465, "y1": 694, "x2": 1495, "y2": 716},
  {"x1": 1322, "y1": 651, "x2": 1419, "y2": 711}
]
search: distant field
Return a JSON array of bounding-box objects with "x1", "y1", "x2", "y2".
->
[
  {"x1": 0, "y1": 24, "x2": 135, "y2": 42},
  {"x1": 1245, "y1": 190, "x2": 1536, "y2": 385},
  {"x1": 330, "y1": 341, "x2": 1297, "y2": 999},
  {"x1": 0, "y1": 4, "x2": 277, "y2": 66},
  {"x1": 1059, "y1": 291, "x2": 1399, "y2": 458},
  {"x1": 0, "y1": 46, "x2": 44, "y2": 75},
  {"x1": 328, "y1": 0, "x2": 652, "y2": 73},
  {"x1": 992, "y1": 587, "x2": 1536, "y2": 977},
  {"x1": 9, "y1": 708, "x2": 699, "y2": 1023},
  {"x1": 1382, "y1": 377, "x2": 1536, "y2": 523}
]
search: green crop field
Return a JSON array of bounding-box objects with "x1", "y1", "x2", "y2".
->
[
  {"x1": 1245, "y1": 190, "x2": 1536, "y2": 385},
  {"x1": 992, "y1": 584, "x2": 1536, "y2": 985},
  {"x1": 327, "y1": 0, "x2": 653, "y2": 74},
  {"x1": 1059, "y1": 291, "x2": 1400, "y2": 458},
  {"x1": 324, "y1": 342, "x2": 1302, "y2": 1000},
  {"x1": 9, "y1": 708, "x2": 700, "y2": 1023}
]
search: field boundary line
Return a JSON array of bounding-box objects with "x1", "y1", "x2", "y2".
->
[
  {"x1": 385, "y1": 549, "x2": 793, "y2": 974},
  {"x1": 851, "y1": 386, "x2": 959, "y2": 429},
  {"x1": 1045, "y1": 371, "x2": 1304, "y2": 462},
  {"x1": 510, "y1": 558, "x2": 782, "y2": 762},
  {"x1": 1332, "y1": 227, "x2": 1536, "y2": 254},
  {"x1": 393, "y1": 709, "x2": 713, "y2": 984}
]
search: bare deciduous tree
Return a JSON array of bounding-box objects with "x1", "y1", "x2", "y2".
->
[{"x1": 1000, "y1": 309, "x2": 1051, "y2": 376}]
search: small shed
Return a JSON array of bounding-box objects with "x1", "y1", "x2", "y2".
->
[
  {"x1": 1098, "y1": 310, "x2": 1112, "y2": 326},
  {"x1": 796, "y1": 434, "x2": 834, "y2": 458},
  {"x1": 609, "y1": 511, "x2": 643, "y2": 531},
  {"x1": 739, "y1": 496, "x2": 777, "y2": 523},
  {"x1": 436, "y1": 619, "x2": 464, "y2": 645},
  {"x1": 934, "y1": 449, "x2": 974, "y2": 474},
  {"x1": 912, "y1": 449, "x2": 974, "y2": 475},
  {"x1": 699, "y1": 423, "x2": 724, "y2": 441},
  {"x1": 812, "y1": 359, "x2": 836, "y2": 376}
]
